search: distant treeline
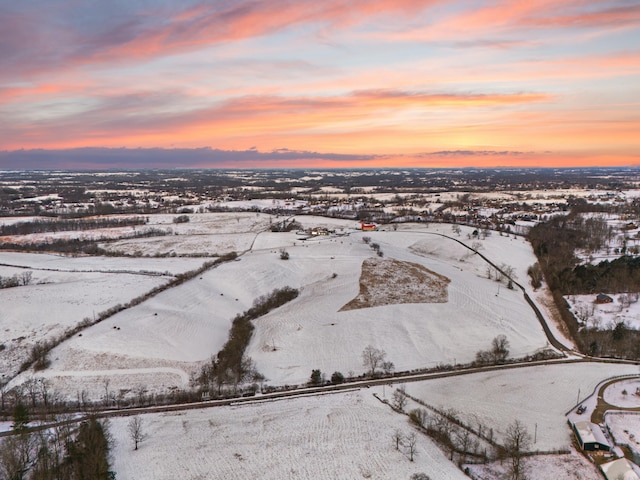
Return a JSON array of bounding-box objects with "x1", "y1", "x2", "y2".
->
[
  {"x1": 0, "y1": 228, "x2": 168, "y2": 254},
  {"x1": 528, "y1": 214, "x2": 640, "y2": 294},
  {"x1": 0, "y1": 216, "x2": 147, "y2": 235},
  {"x1": 571, "y1": 256, "x2": 640, "y2": 295}
]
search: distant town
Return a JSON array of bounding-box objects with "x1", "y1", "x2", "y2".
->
[{"x1": 2, "y1": 167, "x2": 640, "y2": 480}]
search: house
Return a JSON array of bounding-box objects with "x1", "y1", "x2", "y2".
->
[
  {"x1": 572, "y1": 421, "x2": 611, "y2": 452},
  {"x1": 600, "y1": 458, "x2": 640, "y2": 480},
  {"x1": 595, "y1": 293, "x2": 614, "y2": 304}
]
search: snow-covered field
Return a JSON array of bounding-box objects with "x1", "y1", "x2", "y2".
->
[
  {"x1": 465, "y1": 448, "x2": 603, "y2": 480},
  {"x1": 0, "y1": 251, "x2": 206, "y2": 274},
  {"x1": 106, "y1": 363, "x2": 635, "y2": 480},
  {"x1": 110, "y1": 390, "x2": 469, "y2": 480},
  {"x1": 603, "y1": 378, "x2": 640, "y2": 407},
  {"x1": 0, "y1": 251, "x2": 214, "y2": 378},
  {"x1": 404, "y1": 362, "x2": 640, "y2": 450},
  {"x1": 103, "y1": 212, "x2": 275, "y2": 256},
  {"x1": 0, "y1": 267, "x2": 171, "y2": 377},
  {"x1": 248, "y1": 227, "x2": 548, "y2": 386},
  {"x1": 4, "y1": 217, "x2": 552, "y2": 401}
]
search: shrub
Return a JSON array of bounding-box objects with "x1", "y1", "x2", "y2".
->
[
  {"x1": 173, "y1": 215, "x2": 190, "y2": 224},
  {"x1": 310, "y1": 369, "x2": 322, "y2": 386},
  {"x1": 409, "y1": 408, "x2": 428, "y2": 428}
]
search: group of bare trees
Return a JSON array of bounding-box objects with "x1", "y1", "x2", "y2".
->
[
  {"x1": 486, "y1": 263, "x2": 517, "y2": 289},
  {"x1": 475, "y1": 335, "x2": 510, "y2": 365},
  {"x1": 0, "y1": 216, "x2": 148, "y2": 236},
  {"x1": 0, "y1": 271, "x2": 33, "y2": 289},
  {"x1": 392, "y1": 429, "x2": 419, "y2": 462},
  {"x1": 397, "y1": 383, "x2": 534, "y2": 480},
  {"x1": 409, "y1": 405, "x2": 484, "y2": 465}
]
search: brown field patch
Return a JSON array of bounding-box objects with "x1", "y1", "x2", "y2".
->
[{"x1": 340, "y1": 257, "x2": 450, "y2": 311}]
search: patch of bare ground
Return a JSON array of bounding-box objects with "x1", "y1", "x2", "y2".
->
[{"x1": 340, "y1": 257, "x2": 450, "y2": 311}]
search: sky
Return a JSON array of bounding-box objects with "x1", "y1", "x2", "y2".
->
[{"x1": 1, "y1": 0, "x2": 639, "y2": 169}]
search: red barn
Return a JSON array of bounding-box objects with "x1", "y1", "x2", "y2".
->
[{"x1": 360, "y1": 222, "x2": 377, "y2": 231}]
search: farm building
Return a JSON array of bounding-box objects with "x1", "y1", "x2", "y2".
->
[
  {"x1": 360, "y1": 222, "x2": 377, "y2": 231},
  {"x1": 572, "y1": 421, "x2": 611, "y2": 452},
  {"x1": 595, "y1": 293, "x2": 614, "y2": 304},
  {"x1": 600, "y1": 458, "x2": 640, "y2": 480}
]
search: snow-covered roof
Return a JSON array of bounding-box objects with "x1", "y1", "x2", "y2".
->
[
  {"x1": 574, "y1": 421, "x2": 611, "y2": 448},
  {"x1": 601, "y1": 458, "x2": 640, "y2": 480}
]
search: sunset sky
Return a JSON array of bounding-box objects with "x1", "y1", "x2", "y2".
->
[{"x1": 1, "y1": 0, "x2": 639, "y2": 169}]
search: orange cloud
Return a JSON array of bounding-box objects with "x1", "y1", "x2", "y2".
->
[{"x1": 0, "y1": 88, "x2": 552, "y2": 151}]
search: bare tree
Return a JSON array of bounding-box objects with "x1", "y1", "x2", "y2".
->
[
  {"x1": 38, "y1": 378, "x2": 51, "y2": 409},
  {"x1": 19, "y1": 271, "x2": 33, "y2": 286},
  {"x1": 491, "y1": 334, "x2": 510, "y2": 363},
  {"x1": 392, "y1": 429, "x2": 404, "y2": 451},
  {"x1": 574, "y1": 303, "x2": 595, "y2": 325},
  {"x1": 134, "y1": 384, "x2": 147, "y2": 406},
  {"x1": 504, "y1": 420, "x2": 531, "y2": 480},
  {"x1": 362, "y1": 345, "x2": 387, "y2": 377},
  {"x1": 527, "y1": 263, "x2": 543, "y2": 289},
  {"x1": 24, "y1": 377, "x2": 39, "y2": 408},
  {"x1": 103, "y1": 378, "x2": 111, "y2": 407},
  {"x1": 455, "y1": 428, "x2": 473, "y2": 463},
  {"x1": 405, "y1": 432, "x2": 417, "y2": 462},
  {"x1": 127, "y1": 416, "x2": 147, "y2": 451},
  {"x1": 392, "y1": 386, "x2": 408, "y2": 412},
  {"x1": 500, "y1": 263, "x2": 516, "y2": 289},
  {"x1": 0, "y1": 381, "x2": 7, "y2": 412},
  {"x1": 485, "y1": 265, "x2": 493, "y2": 279}
]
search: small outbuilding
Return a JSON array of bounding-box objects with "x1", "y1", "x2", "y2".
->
[
  {"x1": 595, "y1": 293, "x2": 614, "y2": 304},
  {"x1": 572, "y1": 421, "x2": 611, "y2": 452},
  {"x1": 600, "y1": 458, "x2": 640, "y2": 480}
]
